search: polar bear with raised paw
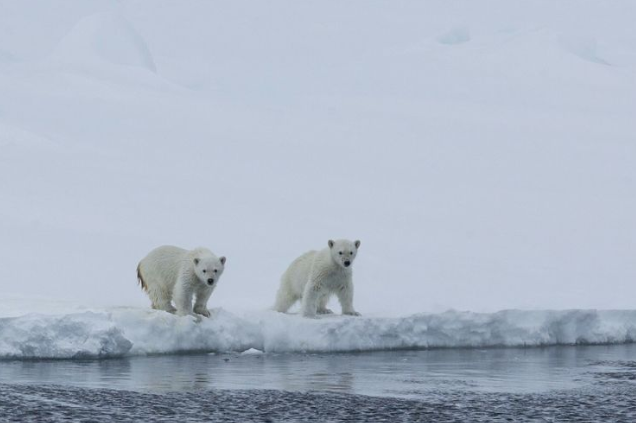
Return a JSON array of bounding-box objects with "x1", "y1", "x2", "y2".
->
[
  {"x1": 137, "y1": 245, "x2": 226, "y2": 317},
  {"x1": 274, "y1": 239, "x2": 361, "y2": 318}
]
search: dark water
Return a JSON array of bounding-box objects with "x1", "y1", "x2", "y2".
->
[
  {"x1": 2, "y1": 383, "x2": 636, "y2": 422},
  {"x1": 2, "y1": 345, "x2": 636, "y2": 421}
]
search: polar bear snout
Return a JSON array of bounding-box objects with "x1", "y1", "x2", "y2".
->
[
  {"x1": 207, "y1": 278, "x2": 215, "y2": 285},
  {"x1": 327, "y1": 239, "x2": 360, "y2": 269}
]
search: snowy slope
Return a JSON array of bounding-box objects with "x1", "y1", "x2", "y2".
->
[
  {"x1": 0, "y1": 0, "x2": 635, "y2": 316},
  {"x1": 1, "y1": 307, "x2": 636, "y2": 359}
]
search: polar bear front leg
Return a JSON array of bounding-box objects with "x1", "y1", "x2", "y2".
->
[
  {"x1": 173, "y1": 277, "x2": 195, "y2": 317},
  {"x1": 300, "y1": 280, "x2": 321, "y2": 318},
  {"x1": 193, "y1": 285, "x2": 213, "y2": 317},
  {"x1": 317, "y1": 293, "x2": 334, "y2": 314},
  {"x1": 337, "y1": 280, "x2": 360, "y2": 316}
]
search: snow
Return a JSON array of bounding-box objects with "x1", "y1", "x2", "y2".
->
[
  {"x1": 0, "y1": 0, "x2": 635, "y2": 317},
  {"x1": 437, "y1": 27, "x2": 471, "y2": 45},
  {"x1": 0, "y1": 311, "x2": 132, "y2": 359},
  {"x1": 50, "y1": 12, "x2": 157, "y2": 72},
  {"x1": 1, "y1": 307, "x2": 636, "y2": 359}
]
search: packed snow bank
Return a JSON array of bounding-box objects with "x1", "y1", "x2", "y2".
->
[
  {"x1": 1, "y1": 308, "x2": 636, "y2": 359},
  {"x1": 0, "y1": 312, "x2": 132, "y2": 359}
]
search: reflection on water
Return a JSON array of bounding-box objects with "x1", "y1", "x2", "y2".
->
[{"x1": 2, "y1": 344, "x2": 636, "y2": 398}]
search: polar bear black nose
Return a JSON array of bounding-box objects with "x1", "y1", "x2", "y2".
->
[
  {"x1": 207, "y1": 278, "x2": 214, "y2": 285},
  {"x1": 344, "y1": 261, "x2": 351, "y2": 267}
]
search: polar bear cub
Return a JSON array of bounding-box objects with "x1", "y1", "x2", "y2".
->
[
  {"x1": 274, "y1": 239, "x2": 361, "y2": 318},
  {"x1": 137, "y1": 245, "x2": 226, "y2": 317}
]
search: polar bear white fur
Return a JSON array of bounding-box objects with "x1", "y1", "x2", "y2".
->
[
  {"x1": 137, "y1": 245, "x2": 226, "y2": 317},
  {"x1": 274, "y1": 239, "x2": 361, "y2": 318}
]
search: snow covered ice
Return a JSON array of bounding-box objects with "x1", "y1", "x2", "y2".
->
[
  {"x1": 1, "y1": 0, "x2": 636, "y2": 362},
  {"x1": 2, "y1": 307, "x2": 636, "y2": 359},
  {"x1": 1, "y1": 0, "x2": 636, "y2": 317}
]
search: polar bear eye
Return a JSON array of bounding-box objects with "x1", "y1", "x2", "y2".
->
[
  {"x1": 339, "y1": 251, "x2": 343, "y2": 255},
  {"x1": 202, "y1": 269, "x2": 207, "y2": 273},
  {"x1": 213, "y1": 269, "x2": 218, "y2": 273}
]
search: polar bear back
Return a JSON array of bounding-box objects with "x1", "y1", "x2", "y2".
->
[
  {"x1": 282, "y1": 250, "x2": 319, "y2": 295},
  {"x1": 138, "y1": 245, "x2": 191, "y2": 290},
  {"x1": 283, "y1": 248, "x2": 349, "y2": 295}
]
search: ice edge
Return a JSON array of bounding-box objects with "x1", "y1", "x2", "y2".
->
[{"x1": 1, "y1": 308, "x2": 635, "y2": 359}]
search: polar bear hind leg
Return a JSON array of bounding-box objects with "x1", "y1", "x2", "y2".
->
[
  {"x1": 274, "y1": 286, "x2": 298, "y2": 313},
  {"x1": 138, "y1": 265, "x2": 176, "y2": 313},
  {"x1": 149, "y1": 285, "x2": 176, "y2": 313}
]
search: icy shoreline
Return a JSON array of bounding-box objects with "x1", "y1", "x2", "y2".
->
[{"x1": 1, "y1": 308, "x2": 636, "y2": 359}]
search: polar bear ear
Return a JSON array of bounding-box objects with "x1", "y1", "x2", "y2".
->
[
  {"x1": 220, "y1": 256, "x2": 226, "y2": 265},
  {"x1": 354, "y1": 240, "x2": 361, "y2": 249},
  {"x1": 193, "y1": 258, "x2": 200, "y2": 266},
  {"x1": 328, "y1": 240, "x2": 335, "y2": 249}
]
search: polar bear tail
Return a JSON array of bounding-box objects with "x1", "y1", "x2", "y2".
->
[{"x1": 137, "y1": 263, "x2": 147, "y2": 292}]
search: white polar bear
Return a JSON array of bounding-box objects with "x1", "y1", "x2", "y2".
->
[
  {"x1": 274, "y1": 239, "x2": 361, "y2": 318},
  {"x1": 137, "y1": 245, "x2": 226, "y2": 317}
]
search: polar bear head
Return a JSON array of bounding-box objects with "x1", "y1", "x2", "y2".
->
[
  {"x1": 193, "y1": 252, "x2": 226, "y2": 287},
  {"x1": 328, "y1": 239, "x2": 360, "y2": 269}
]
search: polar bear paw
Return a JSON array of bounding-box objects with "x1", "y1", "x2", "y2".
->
[{"x1": 194, "y1": 307, "x2": 211, "y2": 318}]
